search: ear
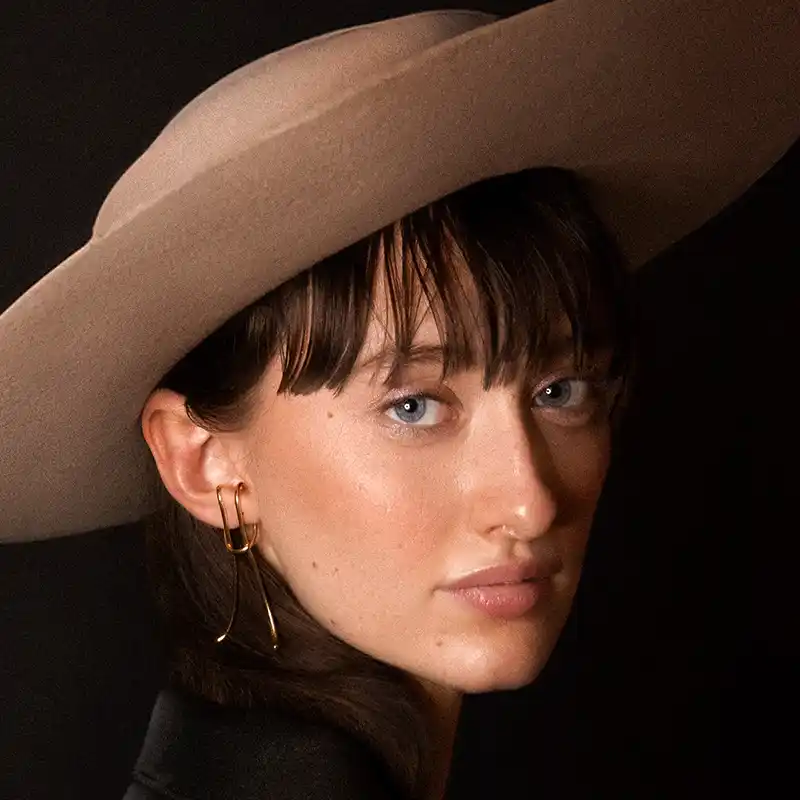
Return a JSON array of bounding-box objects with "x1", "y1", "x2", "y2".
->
[{"x1": 140, "y1": 388, "x2": 257, "y2": 529}]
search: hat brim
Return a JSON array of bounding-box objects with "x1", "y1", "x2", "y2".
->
[{"x1": 2, "y1": 0, "x2": 799, "y2": 541}]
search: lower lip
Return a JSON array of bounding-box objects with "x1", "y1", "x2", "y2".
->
[{"x1": 445, "y1": 580, "x2": 549, "y2": 618}]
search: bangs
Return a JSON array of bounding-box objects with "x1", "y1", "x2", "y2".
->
[{"x1": 265, "y1": 167, "x2": 632, "y2": 397}]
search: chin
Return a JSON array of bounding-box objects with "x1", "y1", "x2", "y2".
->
[
  {"x1": 460, "y1": 660, "x2": 550, "y2": 694},
  {"x1": 443, "y1": 633, "x2": 561, "y2": 695},
  {"x1": 453, "y1": 602, "x2": 579, "y2": 693}
]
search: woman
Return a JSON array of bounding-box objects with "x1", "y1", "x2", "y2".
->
[{"x1": 1, "y1": 2, "x2": 797, "y2": 799}]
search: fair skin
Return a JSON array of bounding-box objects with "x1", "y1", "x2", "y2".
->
[{"x1": 141, "y1": 275, "x2": 614, "y2": 797}]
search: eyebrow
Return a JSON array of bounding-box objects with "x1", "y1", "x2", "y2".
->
[
  {"x1": 355, "y1": 336, "x2": 584, "y2": 384},
  {"x1": 356, "y1": 343, "x2": 448, "y2": 375}
]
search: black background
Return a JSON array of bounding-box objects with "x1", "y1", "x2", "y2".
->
[{"x1": 1, "y1": 2, "x2": 796, "y2": 798}]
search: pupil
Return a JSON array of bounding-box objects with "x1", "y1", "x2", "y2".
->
[
  {"x1": 397, "y1": 397, "x2": 426, "y2": 423},
  {"x1": 545, "y1": 381, "x2": 570, "y2": 405}
]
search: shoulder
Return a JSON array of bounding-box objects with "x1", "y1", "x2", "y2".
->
[{"x1": 123, "y1": 687, "x2": 404, "y2": 800}]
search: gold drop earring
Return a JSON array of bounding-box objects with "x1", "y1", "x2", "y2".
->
[{"x1": 215, "y1": 481, "x2": 279, "y2": 651}]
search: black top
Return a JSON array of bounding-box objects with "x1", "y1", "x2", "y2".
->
[{"x1": 123, "y1": 687, "x2": 405, "y2": 800}]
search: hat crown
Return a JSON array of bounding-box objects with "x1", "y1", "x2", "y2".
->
[{"x1": 93, "y1": 10, "x2": 495, "y2": 239}]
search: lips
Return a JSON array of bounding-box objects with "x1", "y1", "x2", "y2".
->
[{"x1": 443, "y1": 558, "x2": 560, "y2": 590}]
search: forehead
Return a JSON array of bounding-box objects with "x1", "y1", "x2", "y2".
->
[
  {"x1": 364, "y1": 233, "x2": 480, "y2": 343},
  {"x1": 359, "y1": 269, "x2": 575, "y2": 389},
  {"x1": 365, "y1": 232, "x2": 573, "y2": 341}
]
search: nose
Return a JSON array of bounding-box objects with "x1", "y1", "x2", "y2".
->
[{"x1": 464, "y1": 395, "x2": 558, "y2": 542}]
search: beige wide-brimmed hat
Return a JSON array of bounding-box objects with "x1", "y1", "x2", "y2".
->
[{"x1": 1, "y1": 0, "x2": 798, "y2": 542}]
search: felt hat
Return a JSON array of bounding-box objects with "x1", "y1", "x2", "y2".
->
[{"x1": 1, "y1": 0, "x2": 798, "y2": 541}]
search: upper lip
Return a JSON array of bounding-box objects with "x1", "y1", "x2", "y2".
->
[{"x1": 443, "y1": 558, "x2": 560, "y2": 590}]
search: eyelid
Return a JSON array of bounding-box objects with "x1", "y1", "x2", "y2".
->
[
  {"x1": 385, "y1": 393, "x2": 445, "y2": 425},
  {"x1": 377, "y1": 378, "x2": 452, "y2": 406},
  {"x1": 375, "y1": 389, "x2": 457, "y2": 439},
  {"x1": 377, "y1": 370, "x2": 608, "y2": 411},
  {"x1": 532, "y1": 370, "x2": 589, "y2": 397},
  {"x1": 532, "y1": 368, "x2": 621, "y2": 410},
  {"x1": 372, "y1": 364, "x2": 619, "y2": 419}
]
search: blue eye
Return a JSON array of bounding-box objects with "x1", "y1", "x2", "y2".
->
[
  {"x1": 386, "y1": 395, "x2": 442, "y2": 426},
  {"x1": 534, "y1": 378, "x2": 589, "y2": 408}
]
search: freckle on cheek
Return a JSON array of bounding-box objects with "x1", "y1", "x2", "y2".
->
[
  {"x1": 312, "y1": 561, "x2": 318, "y2": 569},
  {"x1": 435, "y1": 640, "x2": 443, "y2": 648},
  {"x1": 327, "y1": 411, "x2": 334, "y2": 419}
]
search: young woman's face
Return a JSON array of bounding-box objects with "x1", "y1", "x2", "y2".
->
[{"x1": 226, "y1": 288, "x2": 615, "y2": 694}]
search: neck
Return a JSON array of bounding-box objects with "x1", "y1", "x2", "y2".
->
[{"x1": 419, "y1": 680, "x2": 463, "y2": 800}]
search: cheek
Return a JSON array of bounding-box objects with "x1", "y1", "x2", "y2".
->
[
  {"x1": 251, "y1": 422, "x2": 454, "y2": 607},
  {"x1": 546, "y1": 423, "x2": 611, "y2": 559},
  {"x1": 549, "y1": 422, "x2": 611, "y2": 504}
]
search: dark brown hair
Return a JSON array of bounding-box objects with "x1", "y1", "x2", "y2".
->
[{"x1": 143, "y1": 166, "x2": 634, "y2": 798}]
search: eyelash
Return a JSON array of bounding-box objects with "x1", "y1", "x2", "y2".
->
[{"x1": 380, "y1": 374, "x2": 619, "y2": 436}]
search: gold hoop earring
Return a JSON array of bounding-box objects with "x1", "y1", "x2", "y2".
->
[{"x1": 215, "y1": 481, "x2": 279, "y2": 651}]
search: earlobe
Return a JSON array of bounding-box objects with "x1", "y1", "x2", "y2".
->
[{"x1": 140, "y1": 388, "x2": 246, "y2": 529}]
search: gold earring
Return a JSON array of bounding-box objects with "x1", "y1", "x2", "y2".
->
[{"x1": 215, "y1": 481, "x2": 279, "y2": 651}]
